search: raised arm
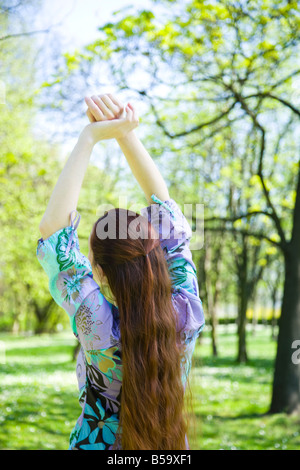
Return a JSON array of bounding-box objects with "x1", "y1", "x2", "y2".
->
[
  {"x1": 116, "y1": 125, "x2": 170, "y2": 205},
  {"x1": 39, "y1": 101, "x2": 139, "y2": 240},
  {"x1": 38, "y1": 133, "x2": 94, "y2": 240},
  {"x1": 85, "y1": 94, "x2": 170, "y2": 205}
]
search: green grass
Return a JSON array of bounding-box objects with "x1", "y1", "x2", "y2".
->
[
  {"x1": 0, "y1": 333, "x2": 78, "y2": 450},
  {"x1": 0, "y1": 327, "x2": 299, "y2": 450},
  {"x1": 189, "y1": 325, "x2": 300, "y2": 450}
]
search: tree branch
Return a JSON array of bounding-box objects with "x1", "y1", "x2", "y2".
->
[
  {"x1": 0, "y1": 1, "x2": 77, "y2": 43},
  {"x1": 138, "y1": 89, "x2": 237, "y2": 138},
  {"x1": 223, "y1": 84, "x2": 288, "y2": 247},
  {"x1": 0, "y1": 27, "x2": 52, "y2": 42},
  {"x1": 205, "y1": 210, "x2": 275, "y2": 224},
  {"x1": 0, "y1": 1, "x2": 23, "y2": 14},
  {"x1": 204, "y1": 225, "x2": 283, "y2": 249},
  {"x1": 256, "y1": 129, "x2": 287, "y2": 246},
  {"x1": 243, "y1": 92, "x2": 300, "y2": 118}
]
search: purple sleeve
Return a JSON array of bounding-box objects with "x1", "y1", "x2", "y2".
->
[{"x1": 36, "y1": 211, "x2": 105, "y2": 336}]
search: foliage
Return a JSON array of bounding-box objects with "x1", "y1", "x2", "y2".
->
[
  {"x1": 56, "y1": 0, "x2": 299, "y2": 270},
  {"x1": 71, "y1": 0, "x2": 300, "y2": 241},
  {"x1": 0, "y1": 4, "x2": 58, "y2": 333},
  {"x1": 0, "y1": 2, "x2": 119, "y2": 333}
]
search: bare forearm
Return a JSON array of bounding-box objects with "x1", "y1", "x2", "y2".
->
[
  {"x1": 116, "y1": 131, "x2": 170, "y2": 204},
  {"x1": 39, "y1": 133, "x2": 94, "y2": 239}
]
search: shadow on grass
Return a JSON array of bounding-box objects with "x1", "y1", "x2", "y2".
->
[
  {"x1": 0, "y1": 360, "x2": 75, "y2": 376},
  {"x1": 191, "y1": 410, "x2": 300, "y2": 450},
  {"x1": 194, "y1": 355, "x2": 275, "y2": 369},
  {"x1": 196, "y1": 411, "x2": 269, "y2": 421},
  {"x1": 0, "y1": 385, "x2": 79, "y2": 450},
  {"x1": 193, "y1": 355, "x2": 276, "y2": 385},
  {"x1": 0, "y1": 340, "x2": 76, "y2": 376}
]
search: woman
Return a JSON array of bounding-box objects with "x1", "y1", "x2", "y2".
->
[{"x1": 37, "y1": 93, "x2": 204, "y2": 450}]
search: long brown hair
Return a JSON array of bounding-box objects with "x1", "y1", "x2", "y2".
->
[{"x1": 90, "y1": 208, "x2": 188, "y2": 450}]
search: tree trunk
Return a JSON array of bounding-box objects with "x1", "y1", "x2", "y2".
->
[
  {"x1": 33, "y1": 298, "x2": 55, "y2": 334},
  {"x1": 206, "y1": 274, "x2": 218, "y2": 357},
  {"x1": 270, "y1": 163, "x2": 300, "y2": 414},
  {"x1": 209, "y1": 303, "x2": 218, "y2": 357},
  {"x1": 237, "y1": 282, "x2": 248, "y2": 363},
  {"x1": 236, "y1": 235, "x2": 248, "y2": 363},
  {"x1": 204, "y1": 237, "x2": 221, "y2": 358},
  {"x1": 270, "y1": 284, "x2": 279, "y2": 341},
  {"x1": 270, "y1": 248, "x2": 300, "y2": 414}
]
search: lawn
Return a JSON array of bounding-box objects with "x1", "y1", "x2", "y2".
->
[
  {"x1": 189, "y1": 325, "x2": 300, "y2": 450},
  {"x1": 0, "y1": 326, "x2": 299, "y2": 450}
]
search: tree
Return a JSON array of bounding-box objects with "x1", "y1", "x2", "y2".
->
[
  {"x1": 0, "y1": 1, "x2": 119, "y2": 333},
  {"x1": 265, "y1": 258, "x2": 284, "y2": 340},
  {"x1": 47, "y1": 0, "x2": 300, "y2": 412},
  {"x1": 0, "y1": 0, "x2": 57, "y2": 332}
]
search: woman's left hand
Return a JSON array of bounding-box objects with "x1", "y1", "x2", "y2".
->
[{"x1": 85, "y1": 94, "x2": 125, "y2": 122}]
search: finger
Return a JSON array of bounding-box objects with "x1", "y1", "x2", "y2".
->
[
  {"x1": 107, "y1": 93, "x2": 126, "y2": 115},
  {"x1": 85, "y1": 96, "x2": 104, "y2": 121},
  {"x1": 125, "y1": 104, "x2": 133, "y2": 119},
  {"x1": 86, "y1": 109, "x2": 96, "y2": 123},
  {"x1": 127, "y1": 104, "x2": 136, "y2": 122},
  {"x1": 100, "y1": 94, "x2": 123, "y2": 118},
  {"x1": 92, "y1": 95, "x2": 115, "y2": 120},
  {"x1": 86, "y1": 109, "x2": 95, "y2": 122},
  {"x1": 127, "y1": 103, "x2": 138, "y2": 122},
  {"x1": 127, "y1": 103, "x2": 138, "y2": 119}
]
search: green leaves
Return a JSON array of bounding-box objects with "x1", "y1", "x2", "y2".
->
[{"x1": 63, "y1": 51, "x2": 81, "y2": 71}]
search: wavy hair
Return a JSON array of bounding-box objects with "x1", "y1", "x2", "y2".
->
[{"x1": 89, "y1": 208, "x2": 188, "y2": 450}]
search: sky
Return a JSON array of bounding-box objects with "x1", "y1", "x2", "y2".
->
[
  {"x1": 31, "y1": 0, "x2": 154, "y2": 158},
  {"x1": 38, "y1": 0, "x2": 152, "y2": 49}
]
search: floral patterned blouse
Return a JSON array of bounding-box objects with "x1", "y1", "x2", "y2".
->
[{"x1": 36, "y1": 195, "x2": 205, "y2": 450}]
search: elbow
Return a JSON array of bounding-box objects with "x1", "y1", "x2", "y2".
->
[
  {"x1": 38, "y1": 223, "x2": 46, "y2": 239},
  {"x1": 39, "y1": 216, "x2": 46, "y2": 232},
  {"x1": 39, "y1": 219, "x2": 50, "y2": 239}
]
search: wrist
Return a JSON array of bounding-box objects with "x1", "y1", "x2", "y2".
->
[
  {"x1": 79, "y1": 126, "x2": 97, "y2": 148},
  {"x1": 116, "y1": 129, "x2": 137, "y2": 144}
]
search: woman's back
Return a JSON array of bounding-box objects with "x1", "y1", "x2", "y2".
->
[{"x1": 37, "y1": 195, "x2": 204, "y2": 450}]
